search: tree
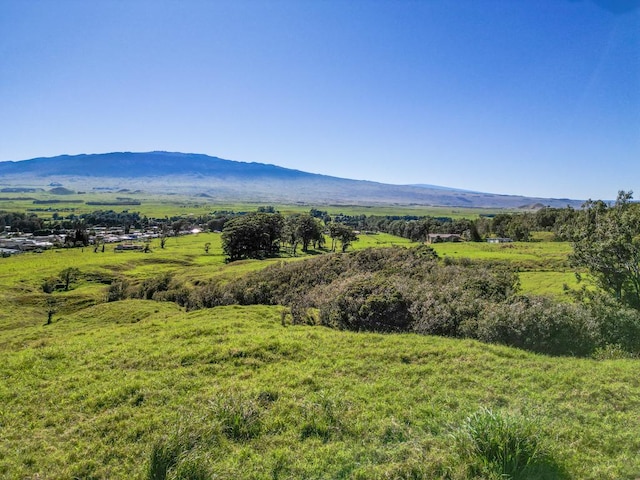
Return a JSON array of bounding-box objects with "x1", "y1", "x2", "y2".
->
[
  {"x1": 328, "y1": 223, "x2": 358, "y2": 252},
  {"x1": 221, "y1": 213, "x2": 284, "y2": 261},
  {"x1": 569, "y1": 191, "x2": 640, "y2": 310},
  {"x1": 59, "y1": 267, "x2": 80, "y2": 291},
  {"x1": 287, "y1": 214, "x2": 324, "y2": 253},
  {"x1": 159, "y1": 224, "x2": 169, "y2": 249}
]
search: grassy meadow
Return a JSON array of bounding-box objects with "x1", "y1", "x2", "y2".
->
[
  {"x1": 1, "y1": 216, "x2": 637, "y2": 478},
  {"x1": 2, "y1": 302, "x2": 639, "y2": 479},
  {"x1": 0, "y1": 190, "x2": 506, "y2": 219}
]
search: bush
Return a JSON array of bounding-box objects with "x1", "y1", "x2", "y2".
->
[
  {"x1": 106, "y1": 279, "x2": 130, "y2": 302},
  {"x1": 136, "y1": 273, "x2": 173, "y2": 300},
  {"x1": 588, "y1": 296, "x2": 640, "y2": 354},
  {"x1": 474, "y1": 296, "x2": 597, "y2": 356},
  {"x1": 592, "y1": 343, "x2": 635, "y2": 360},
  {"x1": 319, "y1": 274, "x2": 412, "y2": 332}
]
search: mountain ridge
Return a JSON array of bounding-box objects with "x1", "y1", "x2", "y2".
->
[{"x1": 0, "y1": 151, "x2": 583, "y2": 209}]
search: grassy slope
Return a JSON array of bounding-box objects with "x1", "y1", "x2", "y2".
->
[
  {"x1": 1, "y1": 302, "x2": 639, "y2": 479},
  {"x1": 2, "y1": 232, "x2": 630, "y2": 479}
]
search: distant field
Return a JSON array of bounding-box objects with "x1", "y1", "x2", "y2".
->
[
  {"x1": 430, "y1": 240, "x2": 577, "y2": 297},
  {"x1": 0, "y1": 191, "x2": 515, "y2": 219}
]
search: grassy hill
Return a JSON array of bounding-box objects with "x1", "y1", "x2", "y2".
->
[
  {"x1": 1, "y1": 232, "x2": 638, "y2": 478},
  {"x1": 1, "y1": 302, "x2": 639, "y2": 479}
]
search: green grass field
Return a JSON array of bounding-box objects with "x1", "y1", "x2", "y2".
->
[
  {"x1": 2, "y1": 226, "x2": 634, "y2": 479},
  {"x1": 430, "y1": 240, "x2": 580, "y2": 298},
  {"x1": 1, "y1": 191, "x2": 511, "y2": 219},
  {"x1": 1, "y1": 302, "x2": 639, "y2": 479}
]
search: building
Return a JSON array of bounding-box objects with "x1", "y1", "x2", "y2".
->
[{"x1": 427, "y1": 233, "x2": 462, "y2": 243}]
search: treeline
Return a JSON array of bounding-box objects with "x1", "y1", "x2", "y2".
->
[
  {"x1": 107, "y1": 245, "x2": 640, "y2": 357},
  {"x1": 1, "y1": 203, "x2": 580, "y2": 242},
  {"x1": 327, "y1": 207, "x2": 579, "y2": 242},
  {"x1": 0, "y1": 211, "x2": 44, "y2": 233}
]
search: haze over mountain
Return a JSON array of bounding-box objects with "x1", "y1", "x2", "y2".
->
[{"x1": 0, "y1": 152, "x2": 582, "y2": 209}]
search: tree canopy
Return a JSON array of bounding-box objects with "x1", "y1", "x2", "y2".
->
[{"x1": 569, "y1": 191, "x2": 640, "y2": 310}]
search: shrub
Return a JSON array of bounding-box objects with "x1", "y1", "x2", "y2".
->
[
  {"x1": 475, "y1": 297, "x2": 597, "y2": 356},
  {"x1": 136, "y1": 273, "x2": 173, "y2": 300},
  {"x1": 41, "y1": 276, "x2": 60, "y2": 293},
  {"x1": 106, "y1": 279, "x2": 130, "y2": 302},
  {"x1": 318, "y1": 274, "x2": 412, "y2": 332},
  {"x1": 592, "y1": 343, "x2": 635, "y2": 360},
  {"x1": 588, "y1": 296, "x2": 640, "y2": 354}
]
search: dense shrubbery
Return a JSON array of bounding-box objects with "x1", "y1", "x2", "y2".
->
[
  {"x1": 106, "y1": 245, "x2": 640, "y2": 356},
  {"x1": 472, "y1": 297, "x2": 597, "y2": 356}
]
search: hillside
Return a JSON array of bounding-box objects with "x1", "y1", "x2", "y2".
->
[
  {"x1": 0, "y1": 151, "x2": 582, "y2": 208},
  {"x1": 1, "y1": 302, "x2": 638, "y2": 479},
  {"x1": 1, "y1": 229, "x2": 638, "y2": 478}
]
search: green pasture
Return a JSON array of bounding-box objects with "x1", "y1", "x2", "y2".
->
[
  {"x1": 1, "y1": 190, "x2": 507, "y2": 219},
  {"x1": 0, "y1": 232, "x2": 578, "y2": 329},
  {"x1": 429, "y1": 241, "x2": 577, "y2": 297},
  {"x1": 1, "y1": 302, "x2": 638, "y2": 479},
  {"x1": 1, "y1": 204, "x2": 638, "y2": 478}
]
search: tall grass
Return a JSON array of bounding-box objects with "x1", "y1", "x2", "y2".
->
[{"x1": 453, "y1": 407, "x2": 557, "y2": 479}]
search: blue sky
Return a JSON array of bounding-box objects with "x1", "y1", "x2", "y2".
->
[{"x1": 1, "y1": 0, "x2": 638, "y2": 200}]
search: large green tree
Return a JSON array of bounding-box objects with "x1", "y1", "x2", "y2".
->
[
  {"x1": 283, "y1": 214, "x2": 325, "y2": 255},
  {"x1": 221, "y1": 213, "x2": 284, "y2": 261},
  {"x1": 570, "y1": 191, "x2": 640, "y2": 309}
]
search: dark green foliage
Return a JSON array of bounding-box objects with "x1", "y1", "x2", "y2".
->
[
  {"x1": 328, "y1": 222, "x2": 359, "y2": 252},
  {"x1": 284, "y1": 213, "x2": 324, "y2": 253},
  {"x1": 59, "y1": 267, "x2": 81, "y2": 291},
  {"x1": 584, "y1": 293, "x2": 640, "y2": 353},
  {"x1": 41, "y1": 276, "x2": 59, "y2": 293},
  {"x1": 106, "y1": 279, "x2": 130, "y2": 302},
  {"x1": 221, "y1": 212, "x2": 284, "y2": 261},
  {"x1": 0, "y1": 211, "x2": 44, "y2": 232},
  {"x1": 135, "y1": 273, "x2": 173, "y2": 300},
  {"x1": 319, "y1": 274, "x2": 412, "y2": 332},
  {"x1": 474, "y1": 297, "x2": 596, "y2": 356},
  {"x1": 569, "y1": 191, "x2": 640, "y2": 310}
]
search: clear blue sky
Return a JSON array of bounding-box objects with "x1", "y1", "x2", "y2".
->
[{"x1": 1, "y1": 0, "x2": 638, "y2": 200}]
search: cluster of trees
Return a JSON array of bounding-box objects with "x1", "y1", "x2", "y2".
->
[
  {"x1": 221, "y1": 212, "x2": 359, "y2": 260},
  {"x1": 0, "y1": 211, "x2": 44, "y2": 233},
  {"x1": 568, "y1": 191, "x2": 640, "y2": 311}
]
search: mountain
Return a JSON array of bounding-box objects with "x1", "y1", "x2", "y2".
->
[{"x1": 0, "y1": 151, "x2": 583, "y2": 208}]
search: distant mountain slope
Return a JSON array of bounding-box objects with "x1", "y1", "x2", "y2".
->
[
  {"x1": 0, "y1": 151, "x2": 583, "y2": 208},
  {"x1": 0, "y1": 151, "x2": 313, "y2": 179}
]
